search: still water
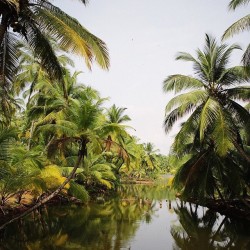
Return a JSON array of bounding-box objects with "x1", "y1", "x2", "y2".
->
[{"x1": 0, "y1": 181, "x2": 250, "y2": 249}]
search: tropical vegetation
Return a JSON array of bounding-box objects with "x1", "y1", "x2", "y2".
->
[
  {"x1": 0, "y1": 0, "x2": 249, "y2": 235},
  {"x1": 0, "y1": 0, "x2": 167, "y2": 229}
]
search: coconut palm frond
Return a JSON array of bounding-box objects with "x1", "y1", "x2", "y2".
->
[
  {"x1": 34, "y1": 122, "x2": 76, "y2": 138},
  {"x1": 199, "y1": 98, "x2": 221, "y2": 141},
  {"x1": 0, "y1": 127, "x2": 17, "y2": 162},
  {"x1": 172, "y1": 107, "x2": 202, "y2": 155},
  {"x1": 228, "y1": 0, "x2": 250, "y2": 10},
  {"x1": 227, "y1": 99, "x2": 250, "y2": 126},
  {"x1": 222, "y1": 14, "x2": 250, "y2": 40},
  {"x1": 74, "y1": 0, "x2": 89, "y2": 5},
  {"x1": 242, "y1": 43, "x2": 250, "y2": 66},
  {"x1": 165, "y1": 90, "x2": 207, "y2": 113},
  {"x1": 163, "y1": 75, "x2": 204, "y2": 93},
  {"x1": 175, "y1": 52, "x2": 198, "y2": 63},
  {"x1": 23, "y1": 17, "x2": 64, "y2": 82},
  {"x1": 0, "y1": 32, "x2": 19, "y2": 121},
  {"x1": 103, "y1": 136, "x2": 130, "y2": 166},
  {"x1": 216, "y1": 44, "x2": 242, "y2": 72},
  {"x1": 0, "y1": 32, "x2": 19, "y2": 91},
  {"x1": 211, "y1": 108, "x2": 235, "y2": 156},
  {"x1": 164, "y1": 99, "x2": 199, "y2": 134},
  {"x1": 10, "y1": 146, "x2": 46, "y2": 170},
  {"x1": 219, "y1": 66, "x2": 249, "y2": 86},
  {"x1": 35, "y1": 4, "x2": 109, "y2": 69},
  {"x1": 225, "y1": 86, "x2": 250, "y2": 101},
  {"x1": 173, "y1": 149, "x2": 209, "y2": 189}
]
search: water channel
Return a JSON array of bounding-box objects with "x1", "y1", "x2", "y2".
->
[{"x1": 0, "y1": 180, "x2": 249, "y2": 249}]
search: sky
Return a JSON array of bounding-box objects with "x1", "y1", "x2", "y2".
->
[{"x1": 54, "y1": 0, "x2": 249, "y2": 155}]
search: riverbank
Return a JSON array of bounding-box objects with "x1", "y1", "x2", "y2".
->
[
  {"x1": 121, "y1": 180, "x2": 154, "y2": 184},
  {"x1": 179, "y1": 196, "x2": 250, "y2": 221}
]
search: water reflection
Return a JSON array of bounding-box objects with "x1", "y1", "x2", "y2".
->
[
  {"x1": 171, "y1": 201, "x2": 250, "y2": 250},
  {"x1": 0, "y1": 182, "x2": 173, "y2": 249},
  {"x1": 0, "y1": 182, "x2": 249, "y2": 249}
]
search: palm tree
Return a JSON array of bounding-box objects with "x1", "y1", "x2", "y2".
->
[
  {"x1": 14, "y1": 40, "x2": 75, "y2": 104},
  {"x1": 98, "y1": 104, "x2": 134, "y2": 177},
  {"x1": 222, "y1": 0, "x2": 250, "y2": 65},
  {"x1": 106, "y1": 105, "x2": 131, "y2": 124},
  {"x1": 163, "y1": 34, "x2": 250, "y2": 159},
  {"x1": 163, "y1": 34, "x2": 250, "y2": 200},
  {"x1": 101, "y1": 104, "x2": 132, "y2": 140},
  {"x1": 0, "y1": 0, "x2": 109, "y2": 105},
  {"x1": 142, "y1": 142, "x2": 160, "y2": 172}
]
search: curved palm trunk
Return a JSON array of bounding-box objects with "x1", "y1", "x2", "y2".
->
[
  {"x1": 27, "y1": 121, "x2": 35, "y2": 150},
  {"x1": 0, "y1": 139, "x2": 87, "y2": 230}
]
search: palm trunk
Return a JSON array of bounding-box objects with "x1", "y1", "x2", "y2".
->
[
  {"x1": 43, "y1": 135, "x2": 55, "y2": 154},
  {"x1": 0, "y1": 140, "x2": 87, "y2": 230},
  {"x1": 61, "y1": 79, "x2": 68, "y2": 101},
  {"x1": 27, "y1": 121, "x2": 35, "y2": 150}
]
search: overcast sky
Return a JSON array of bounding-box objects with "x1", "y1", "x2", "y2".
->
[{"x1": 55, "y1": 0, "x2": 249, "y2": 154}]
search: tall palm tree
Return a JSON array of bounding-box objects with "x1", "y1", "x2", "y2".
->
[
  {"x1": 0, "y1": 0, "x2": 109, "y2": 105},
  {"x1": 163, "y1": 34, "x2": 250, "y2": 200},
  {"x1": 163, "y1": 34, "x2": 250, "y2": 159},
  {"x1": 223, "y1": 0, "x2": 250, "y2": 65}
]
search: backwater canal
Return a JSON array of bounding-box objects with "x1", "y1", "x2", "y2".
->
[{"x1": 0, "y1": 180, "x2": 249, "y2": 249}]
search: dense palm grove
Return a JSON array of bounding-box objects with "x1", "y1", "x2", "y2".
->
[
  {"x1": 164, "y1": 0, "x2": 250, "y2": 214},
  {"x1": 0, "y1": 0, "x2": 167, "y2": 227},
  {"x1": 0, "y1": 0, "x2": 250, "y2": 229}
]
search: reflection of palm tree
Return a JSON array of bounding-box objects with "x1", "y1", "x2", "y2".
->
[
  {"x1": 0, "y1": 184, "x2": 161, "y2": 249},
  {"x1": 172, "y1": 202, "x2": 217, "y2": 249},
  {"x1": 171, "y1": 202, "x2": 250, "y2": 250}
]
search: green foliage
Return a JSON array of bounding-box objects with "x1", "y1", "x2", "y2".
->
[
  {"x1": 0, "y1": 17, "x2": 168, "y2": 209},
  {"x1": 68, "y1": 181, "x2": 89, "y2": 202}
]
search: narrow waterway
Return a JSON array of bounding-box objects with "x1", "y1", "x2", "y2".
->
[{"x1": 0, "y1": 180, "x2": 249, "y2": 249}]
